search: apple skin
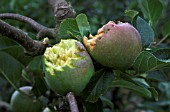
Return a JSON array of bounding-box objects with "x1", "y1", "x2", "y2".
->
[
  {"x1": 10, "y1": 86, "x2": 43, "y2": 112},
  {"x1": 84, "y1": 21, "x2": 142, "y2": 70}
]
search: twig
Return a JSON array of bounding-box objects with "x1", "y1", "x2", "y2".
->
[
  {"x1": 155, "y1": 35, "x2": 169, "y2": 47},
  {"x1": 0, "y1": 13, "x2": 46, "y2": 32},
  {"x1": 48, "y1": 0, "x2": 76, "y2": 27},
  {"x1": 66, "y1": 92, "x2": 79, "y2": 112},
  {"x1": 0, "y1": 19, "x2": 47, "y2": 56},
  {"x1": 0, "y1": 13, "x2": 58, "y2": 40},
  {"x1": 0, "y1": 0, "x2": 76, "y2": 55},
  {"x1": 36, "y1": 27, "x2": 59, "y2": 41}
]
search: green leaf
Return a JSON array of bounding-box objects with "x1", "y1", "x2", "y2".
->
[
  {"x1": 162, "y1": 20, "x2": 170, "y2": 38},
  {"x1": 59, "y1": 18, "x2": 81, "y2": 39},
  {"x1": 83, "y1": 99, "x2": 103, "y2": 112},
  {"x1": 2, "y1": 45, "x2": 32, "y2": 66},
  {"x1": 139, "y1": 101, "x2": 170, "y2": 110},
  {"x1": 139, "y1": 0, "x2": 163, "y2": 27},
  {"x1": 0, "y1": 36, "x2": 17, "y2": 50},
  {"x1": 82, "y1": 69, "x2": 114, "y2": 103},
  {"x1": 28, "y1": 56, "x2": 43, "y2": 76},
  {"x1": 133, "y1": 50, "x2": 170, "y2": 73},
  {"x1": 158, "y1": 82, "x2": 170, "y2": 99},
  {"x1": 119, "y1": 72, "x2": 139, "y2": 85},
  {"x1": 59, "y1": 14, "x2": 91, "y2": 41},
  {"x1": 149, "y1": 87, "x2": 158, "y2": 101},
  {"x1": 0, "y1": 51, "x2": 23, "y2": 87},
  {"x1": 133, "y1": 78, "x2": 158, "y2": 100},
  {"x1": 76, "y1": 13, "x2": 91, "y2": 38},
  {"x1": 32, "y1": 77, "x2": 48, "y2": 97},
  {"x1": 0, "y1": 36, "x2": 32, "y2": 65},
  {"x1": 152, "y1": 48, "x2": 170, "y2": 60},
  {"x1": 124, "y1": 10, "x2": 139, "y2": 22},
  {"x1": 110, "y1": 79, "x2": 152, "y2": 98},
  {"x1": 147, "y1": 70, "x2": 168, "y2": 81},
  {"x1": 26, "y1": 56, "x2": 45, "y2": 96},
  {"x1": 136, "y1": 16, "x2": 154, "y2": 47},
  {"x1": 118, "y1": 73, "x2": 157, "y2": 99},
  {"x1": 100, "y1": 96, "x2": 114, "y2": 111},
  {"x1": 132, "y1": 78, "x2": 150, "y2": 88}
]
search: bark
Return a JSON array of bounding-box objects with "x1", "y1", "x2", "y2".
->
[
  {"x1": 0, "y1": 19, "x2": 47, "y2": 56},
  {"x1": 66, "y1": 92, "x2": 79, "y2": 112},
  {"x1": 48, "y1": 0, "x2": 76, "y2": 26},
  {"x1": 0, "y1": 13, "x2": 58, "y2": 40}
]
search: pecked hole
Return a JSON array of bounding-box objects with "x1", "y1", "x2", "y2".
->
[{"x1": 98, "y1": 36, "x2": 102, "y2": 40}]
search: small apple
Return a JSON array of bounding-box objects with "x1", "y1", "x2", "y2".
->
[{"x1": 10, "y1": 86, "x2": 43, "y2": 112}]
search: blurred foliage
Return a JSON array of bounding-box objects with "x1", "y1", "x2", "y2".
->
[
  {"x1": 0, "y1": 0, "x2": 170, "y2": 112},
  {"x1": 72, "y1": 0, "x2": 139, "y2": 34},
  {"x1": 0, "y1": 0, "x2": 55, "y2": 34}
]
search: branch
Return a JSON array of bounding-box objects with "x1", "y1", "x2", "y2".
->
[
  {"x1": 36, "y1": 27, "x2": 59, "y2": 41},
  {"x1": 66, "y1": 92, "x2": 79, "y2": 112},
  {"x1": 48, "y1": 0, "x2": 76, "y2": 26},
  {"x1": 155, "y1": 36, "x2": 169, "y2": 47},
  {"x1": 0, "y1": 0, "x2": 77, "y2": 56},
  {"x1": 0, "y1": 13, "x2": 58, "y2": 40},
  {"x1": 0, "y1": 13, "x2": 45, "y2": 32},
  {"x1": 0, "y1": 19, "x2": 47, "y2": 56}
]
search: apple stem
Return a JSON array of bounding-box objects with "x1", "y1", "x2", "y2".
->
[
  {"x1": 155, "y1": 35, "x2": 169, "y2": 47},
  {"x1": 66, "y1": 92, "x2": 79, "y2": 112}
]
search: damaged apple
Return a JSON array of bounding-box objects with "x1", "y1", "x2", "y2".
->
[
  {"x1": 84, "y1": 21, "x2": 142, "y2": 70},
  {"x1": 44, "y1": 39, "x2": 94, "y2": 96}
]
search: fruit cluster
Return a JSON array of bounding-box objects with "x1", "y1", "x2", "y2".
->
[
  {"x1": 44, "y1": 21, "x2": 142, "y2": 95},
  {"x1": 10, "y1": 21, "x2": 142, "y2": 112}
]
